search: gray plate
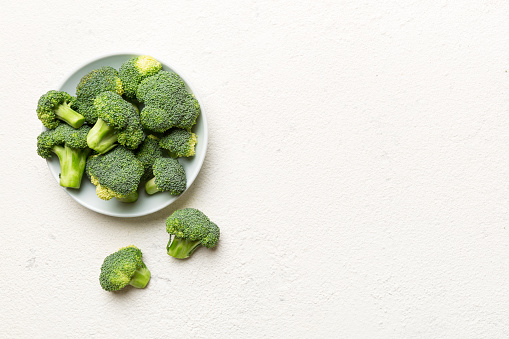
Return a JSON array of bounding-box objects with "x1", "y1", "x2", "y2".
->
[{"x1": 45, "y1": 53, "x2": 207, "y2": 217}]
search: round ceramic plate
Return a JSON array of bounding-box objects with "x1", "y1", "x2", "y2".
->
[{"x1": 45, "y1": 53, "x2": 207, "y2": 217}]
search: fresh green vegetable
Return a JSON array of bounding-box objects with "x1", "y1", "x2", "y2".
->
[
  {"x1": 166, "y1": 208, "x2": 220, "y2": 259},
  {"x1": 76, "y1": 66, "x2": 124, "y2": 124},
  {"x1": 119, "y1": 55, "x2": 161, "y2": 100},
  {"x1": 37, "y1": 124, "x2": 91, "y2": 188},
  {"x1": 145, "y1": 158, "x2": 186, "y2": 195},
  {"x1": 136, "y1": 135, "x2": 163, "y2": 182},
  {"x1": 99, "y1": 245, "x2": 151, "y2": 291},
  {"x1": 137, "y1": 71, "x2": 200, "y2": 132},
  {"x1": 36, "y1": 90, "x2": 85, "y2": 129},
  {"x1": 86, "y1": 91, "x2": 144, "y2": 153},
  {"x1": 159, "y1": 128, "x2": 197, "y2": 157},
  {"x1": 87, "y1": 146, "x2": 144, "y2": 202}
]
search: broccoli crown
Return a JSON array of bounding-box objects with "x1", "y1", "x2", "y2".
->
[
  {"x1": 37, "y1": 124, "x2": 91, "y2": 158},
  {"x1": 116, "y1": 110, "x2": 144, "y2": 150},
  {"x1": 152, "y1": 157, "x2": 187, "y2": 195},
  {"x1": 87, "y1": 146, "x2": 143, "y2": 199},
  {"x1": 76, "y1": 67, "x2": 124, "y2": 124},
  {"x1": 136, "y1": 71, "x2": 186, "y2": 103},
  {"x1": 136, "y1": 71, "x2": 200, "y2": 132},
  {"x1": 93, "y1": 92, "x2": 129, "y2": 129},
  {"x1": 166, "y1": 208, "x2": 220, "y2": 248},
  {"x1": 56, "y1": 124, "x2": 91, "y2": 148},
  {"x1": 36, "y1": 90, "x2": 83, "y2": 129},
  {"x1": 136, "y1": 135, "x2": 163, "y2": 181},
  {"x1": 37, "y1": 130, "x2": 57, "y2": 159},
  {"x1": 159, "y1": 128, "x2": 197, "y2": 157},
  {"x1": 119, "y1": 55, "x2": 162, "y2": 99},
  {"x1": 99, "y1": 245, "x2": 146, "y2": 291},
  {"x1": 89, "y1": 92, "x2": 144, "y2": 150},
  {"x1": 138, "y1": 106, "x2": 171, "y2": 133}
]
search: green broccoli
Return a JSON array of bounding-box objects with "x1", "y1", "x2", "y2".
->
[
  {"x1": 86, "y1": 91, "x2": 144, "y2": 154},
  {"x1": 119, "y1": 55, "x2": 161, "y2": 100},
  {"x1": 87, "y1": 146, "x2": 144, "y2": 203},
  {"x1": 136, "y1": 71, "x2": 200, "y2": 132},
  {"x1": 145, "y1": 158, "x2": 186, "y2": 195},
  {"x1": 159, "y1": 128, "x2": 197, "y2": 157},
  {"x1": 37, "y1": 124, "x2": 91, "y2": 188},
  {"x1": 76, "y1": 66, "x2": 124, "y2": 124},
  {"x1": 99, "y1": 245, "x2": 151, "y2": 291},
  {"x1": 136, "y1": 71, "x2": 185, "y2": 103},
  {"x1": 36, "y1": 90, "x2": 85, "y2": 129},
  {"x1": 136, "y1": 135, "x2": 163, "y2": 182},
  {"x1": 166, "y1": 208, "x2": 220, "y2": 259}
]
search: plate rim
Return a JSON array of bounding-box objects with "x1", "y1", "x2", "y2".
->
[{"x1": 46, "y1": 52, "x2": 208, "y2": 218}]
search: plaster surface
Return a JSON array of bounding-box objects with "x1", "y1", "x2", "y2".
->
[{"x1": 1, "y1": 1, "x2": 508, "y2": 338}]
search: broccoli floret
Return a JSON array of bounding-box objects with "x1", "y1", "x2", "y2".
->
[
  {"x1": 99, "y1": 245, "x2": 151, "y2": 291},
  {"x1": 166, "y1": 208, "x2": 220, "y2": 259},
  {"x1": 86, "y1": 92, "x2": 144, "y2": 153},
  {"x1": 119, "y1": 55, "x2": 162, "y2": 100},
  {"x1": 37, "y1": 124, "x2": 91, "y2": 188},
  {"x1": 136, "y1": 71, "x2": 186, "y2": 103},
  {"x1": 159, "y1": 128, "x2": 197, "y2": 157},
  {"x1": 145, "y1": 158, "x2": 186, "y2": 195},
  {"x1": 136, "y1": 135, "x2": 163, "y2": 182},
  {"x1": 36, "y1": 90, "x2": 85, "y2": 129},
  {"x1": 136, "y1": 71, "x2": 200, "y2": 132},
  {"x1": 76, "y1": 66, "x2": 124, "y2": 124},
  {"x1": 87, "y1": 146, "x2": 144, "y2": 202}
]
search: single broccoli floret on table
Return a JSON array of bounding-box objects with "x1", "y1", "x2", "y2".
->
[
  {"x1": 159, "y1": 128, "x2": 197, "y2": 157},
  {"x1": 37, "y1": 124, "x2": 91, "y2": 188},
  {"x1": 136, "y1": 135, "x2": 163, "y2": 182},
  {"x1": 87, "y1": 146, "x2": 144, "y2": 203},
  {"x1": 99, "y1": 245, "x2": 151, "y2": 291},
  {"x1": 86, "y1": 91, "x2": 144, "y2": 153},
  {"x1": 145, "y1": 157, "x2": 186, "y2": 195},
  {"x1": 166, "y1": 208, "x2": 220, "y2": 259},
  {"x1": 36, "y1": 90, "x2": 85, "y2": 129},
  {"x1": 136, "y1": 71, "x2": 200, "y2": 132},
  {"x1": 76, "y1": 66, "x2": 124, "y2": 124},
  {"x1": 119, "y1": 55, "x2": 161, "y2": 100}
]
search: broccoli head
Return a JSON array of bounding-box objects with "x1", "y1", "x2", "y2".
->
[
  {"x1": 36, "y1": 90, "x2": 85, "y2": 129},
  {"x1": 136, "y1": 135, "x2": 163, "y2": 182},
  {"x1": 86, "y1": 91, "x2": 144, "y2": 154},
  {"x1": 87, "y1": 146, "x2": 144, "y2": 203},
  {"x1": 99, "y1": 245, "x2": 151, "y2": 291},
  {"x1": 136, "y1": 71, "x2": 200, "y2": 132},
  {"x1": 37, "y1": 124, "x2": 91, "y2": 188},
  {"x1": 119, "y1": 55, "x2": 162, "y2": 100},
  {"x1": 144, "y1": 157, "x2": 186, "y2": 195},
  {"x1": 76, "y1": 66, "x2": 124, "y2": 124},
  {"x1": 136, "y1": 71, "x2": 185, "y2": 103},
  {"x1": 159, "y1": 128, "x2": 197, "y2": 157},
  {"x1": 166, "y1": 208, "x2": 220, "y2": 259}
]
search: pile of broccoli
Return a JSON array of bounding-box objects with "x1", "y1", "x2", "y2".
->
[
  {"x1": 36, "y1": 55, "x2": 200, "y2": 202},
  {"x1": 37, "y1": 55, "x2": 219, "y2": 293}
]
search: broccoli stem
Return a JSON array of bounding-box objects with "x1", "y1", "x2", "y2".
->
[
  {"x1": 87, "y1": 118, "x2": 118, "y2": 154},
  {"x1": 128, "y1": 264, "x2": 151, "y2": 288},
  {"x1": 52, "y1": 145, "x2": 90, "y2": 189},
  {"x1": 167, "y1": 236, "x2": 201, "y2": 259},
  {"x1": 116, "y1": 190, "x2": 139, "y2": 203},
  {"x1": 55, "y1": 102, "x2": 85, "y2": 128},
  {"x1": 145, "y1": 177, "x2": 160, "y2": 195}
]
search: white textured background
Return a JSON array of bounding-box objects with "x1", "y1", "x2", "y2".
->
[{"x1": 1, "y1": 1, "x2": 508, "y2": 338}]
